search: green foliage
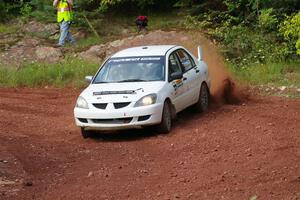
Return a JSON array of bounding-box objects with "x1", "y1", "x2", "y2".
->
[
  {"x1": 174, "y1": 0, "x2": 193, "y2": 8},
  {"x1": 20, "y1": 2, "x2": 33, "y2": 21},
  {"x1": 212, "y1": 24, "x2": 291, "y2": 66},
  {"x1": 184, "y1": 0, "x2": 300, "y2": 66},
  {"x1": 0, "y1": 0, "x2": 55, "y2": 22},
  {"x1": 148, "y1": 12, "x2": 184, "y2": 30},
  {"x1": 258, "y1": 8, "x2": 278, "y2": 32},
  {"x1": 223, "y1": 0, "x2": 246, "y2": 13},
  {"x1": 0, "y1": 0, "x2": 7, "y2": 21},
  {"x1": 99, "y1": 0, "x2": 178, "y2": 12},
  {"x1": 28, "y1": 0, "x2": 55, "y2": 22},
  {"x1": 280, "y1": 12, "x2": 300, "y2": 55},
  {"x1": 0, "y1": 1, "x2": 21, "y2": 22},
  {"x1": 0, "y1": 58, "x2": 99, "y2": 88},
  {"x1": 184, "y1": 11, "x2": 239, "y2": 29}
]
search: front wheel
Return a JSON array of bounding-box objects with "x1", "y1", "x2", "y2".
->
[
  {"x1": 157, "y1": 101, "x2": 172, "y2": 134},
  {"x1": 195, "y1": 83, "x2": 209, "y2": 112}
]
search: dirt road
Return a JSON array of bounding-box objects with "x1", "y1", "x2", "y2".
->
[
  {"x1": 0, "y1": 30, "x2": 300, "y2": 199},
  {"x1": 0, "y1": 88, "x2": 299, "y2": 200}
]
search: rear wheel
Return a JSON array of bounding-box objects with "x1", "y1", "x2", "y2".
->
[
  {"x1": 157, "y1": 101, "x2": 172, "y2": 134},
  {"x1": 81, "y1": 128, "x2": 93, "y2": 139},
  {"x1": 195, "y1": 83, "x2": 209, "y2": 112}
]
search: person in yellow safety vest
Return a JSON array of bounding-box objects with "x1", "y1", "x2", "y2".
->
[{"x1": 53, "y1": 0, "x2": 76, "y2": 47}]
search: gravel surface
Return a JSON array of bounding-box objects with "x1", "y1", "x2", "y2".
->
[{"x1": 0, "y1": 88, "x2": 299, "y2": 200}]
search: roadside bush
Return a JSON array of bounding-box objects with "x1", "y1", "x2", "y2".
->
[
  {"x1": 280, "y1": 11, "x2": 300, "y2": 55},
  {"x1": 0, "y1": 0, "x2": 21, "y2": 22},
  {"x1": 28, "y1": 0, "x2": 55, "y2": 22},
  {"x1": 20, "y1": 2, "x2": 32, "y2": 21},
  {"x1": 258, "y1": 8, "x2": 278, "y2": 32},
  {"x1": 184, "y1": 1, "x2": 299, "y2": 67},
  {"x1": 99, "y1": 0, "x2": 179, "y2": 12},
  {"x1": 212, "y1": 24, "x2": 291, "y2": 67},
  {"x1": 0, "y1": 0, "x2": 7, "y2": 21}
]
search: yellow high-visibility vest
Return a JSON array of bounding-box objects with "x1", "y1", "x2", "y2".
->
[{"x1": 57, "y1": 0, "x2": 73, "y2": 23}]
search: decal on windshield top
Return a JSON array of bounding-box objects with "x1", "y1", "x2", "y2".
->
[
  {"x1": 109, "y1": 57, "x2": 161, "y2": 63},
  {"x1": 141, "y1": 57, "x2": 161, "y2": 61}
]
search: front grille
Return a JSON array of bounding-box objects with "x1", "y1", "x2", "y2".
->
[
  {"x1": 91, "y1": 117, "x2": 133, "y2": 124},
  {"x1": 138, "y1": 115, "x2": 151, "y2": 121},
  {"x1": 78, "y1": 118, "x2": 88, "y2": 123},
  {"x1": 113, "y1": 102, "x2": 131, "y2": 109},
  {"x1": 93, "y1": 103, "x2": 108, "y2": 109}
]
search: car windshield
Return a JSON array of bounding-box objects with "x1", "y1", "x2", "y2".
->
[{"x1": 93, "y1": 56, "x2": 165, "y2": 84}]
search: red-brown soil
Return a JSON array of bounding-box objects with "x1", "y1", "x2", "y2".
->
[{"x1": 0, "y1": 88, "x2": 299, "y2": 200}]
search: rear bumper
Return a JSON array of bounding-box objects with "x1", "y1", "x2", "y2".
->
[{"x1": 74, "y1": 103, "x2": 163, "y2": 130}]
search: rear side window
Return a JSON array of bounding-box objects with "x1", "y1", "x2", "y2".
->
[
  {"x1": 168, "y1": 53, "x2": 182, "y2": 81},
  {"x1": 176, "y1": 50, "x2": 195, "y2": 72}
]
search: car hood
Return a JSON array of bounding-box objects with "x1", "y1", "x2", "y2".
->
[{"x1": 80, "y1": 81, "x2": 165, "y2": 103}]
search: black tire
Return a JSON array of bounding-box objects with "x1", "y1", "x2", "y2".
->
[
  {"x1": 157, "y1": 101, "x2": 172, "y2": 134},
  {"x1": 195, "y1": 83, "x2": 209, "y2": 112},
  {"x1": 81, "y1": 128, "x2": 92, "y2": 139}
]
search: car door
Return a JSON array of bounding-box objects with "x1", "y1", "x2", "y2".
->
[
  {"x1": 167, "y1": 52, "x2": 186, "y2": 112},
  {"x1": 176, "y1": 49, "x2": 201, "y2": 106}
]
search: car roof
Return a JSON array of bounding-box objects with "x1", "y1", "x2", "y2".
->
[{"x1": 111, "y1": 45, "x2": 178, "y2": 58}]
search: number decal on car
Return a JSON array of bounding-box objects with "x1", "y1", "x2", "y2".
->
[{"x1": 172, "y1": 79, "x2": 183, "y2": 91}]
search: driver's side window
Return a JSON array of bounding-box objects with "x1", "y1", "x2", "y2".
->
[{"x1": 168, "y1": 52, "x2": 182, "y2": 82}]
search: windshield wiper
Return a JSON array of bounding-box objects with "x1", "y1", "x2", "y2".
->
[{"x1": 118, "y1": 79, "x2": 147, "y2": 82}]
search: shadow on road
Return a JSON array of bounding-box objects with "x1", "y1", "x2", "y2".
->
[
  {"x1": 90, "y1": 127, "x2": 161, "y2": 142},
  {"x1": 87, "y1": 106, "x2": 212, "y2": 142}
]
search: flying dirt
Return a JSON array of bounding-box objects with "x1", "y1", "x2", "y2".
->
[{"x1": 0, "y1": 31, "x2": 299, "y2": 200}]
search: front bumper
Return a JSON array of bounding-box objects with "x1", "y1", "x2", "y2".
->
[{"x1": 74, "y1": 103, "x2": 163, "y2": 131}]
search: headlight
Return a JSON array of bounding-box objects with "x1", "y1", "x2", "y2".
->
[
  {"x1": 76, "y1": 96, "x2": 89, "y2": 109},
  {"x1": 134, "y1": 94, "x2": 157, "y2": 107}
]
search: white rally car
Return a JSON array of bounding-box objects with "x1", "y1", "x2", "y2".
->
[{"x1": 74, "y1": 45, "x2": 210, "y2": 138}]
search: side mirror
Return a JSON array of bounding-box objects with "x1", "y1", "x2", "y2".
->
[
  {"x1": 170, "y1": 71, "x2": 183, "y2": 82},
  {"x1": 85, "y1": 76, "x2": 93, "y2": 83}
]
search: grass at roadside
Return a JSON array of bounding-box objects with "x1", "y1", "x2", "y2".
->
[
  {"x1": 147, "y1": 11, "x2": 185, "y2": 31},
  {"x1": 0, "y1": 24, "x2": 18, "y2": 34},
  {"x1": 229, "y1": 62, "x2": 300, "y2": 87},
  {"x1": 0, "y1": 57, "x2": 99, "y2": 88},
  {"x1": 76, "y1": 36, "x2": 104, "y2": 49},
  {"x1": 0, "y1": 12, "x2": 186, "y2": 88}
]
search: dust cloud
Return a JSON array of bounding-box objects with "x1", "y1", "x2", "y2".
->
[{"x1": 182, "y1": 32, "x2": 247, "y2": 105}]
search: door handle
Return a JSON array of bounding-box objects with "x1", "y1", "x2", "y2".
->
[
  {"x1": 183, "y1": 77, "x2": 187, "y2": 81},
  {"x1": 195, "y1": 69, "x2": 200, "y2": 73}
]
